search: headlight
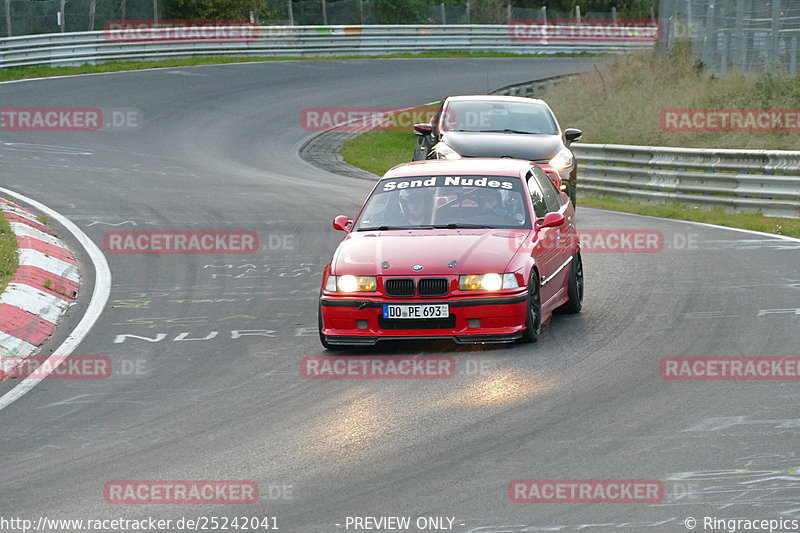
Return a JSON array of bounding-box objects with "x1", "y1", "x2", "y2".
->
[
  {"x1": 326, "y1": 275, "x2": 377, "y2": 292},
  {"x1": 549, "y1": 147, "x2": 573, "y2": 173},
  {"x1": 432, "y1": 142, "x2": 461, "y2": 160},
  {"x1": 459, "y1": 273, "x2": 519, "y2": 291}
]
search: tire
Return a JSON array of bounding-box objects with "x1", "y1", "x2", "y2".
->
[
  {"x1": 556, "y1": 252, "x2": 583, "y2": 314},
  {"x1": 567, "y1": 164, "x2": 578, "y2": 206},
  {"x1": 521, "y1": 271, "x2": 542, "y2": 343}
]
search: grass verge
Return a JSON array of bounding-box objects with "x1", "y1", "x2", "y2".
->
[
  {"x1": 0, "y1": 51, "x2": 593, "y2": 83},
  {"x1": 341, "y1": 131, "x2": 418, "y2": 176},
  {"x1": 542, "y1": 43, "x2": 800, "y2": 151},
  {"x1": 0, "y1": 210, "x2": 20, "y2": 294}
]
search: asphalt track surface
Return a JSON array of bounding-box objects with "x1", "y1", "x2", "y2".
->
[{"x1": 1, "y1": 57, "x2": 799, "y2": 532}]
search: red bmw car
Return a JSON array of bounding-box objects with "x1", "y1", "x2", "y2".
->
[{"x1": 318, "y1": 159, "x2": 583, "y2": 348}]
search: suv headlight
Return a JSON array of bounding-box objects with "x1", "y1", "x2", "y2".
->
[
  {"x1": 432, "y1": 142, "x2": 461, "y2": 160},
  {"x1": 549, "y1": 147, "x2": 573, "y2": 174}
]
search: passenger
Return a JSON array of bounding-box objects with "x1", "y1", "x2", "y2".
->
[{"x1": 473, "y1": 189, "x2": 515, "y2": 225}]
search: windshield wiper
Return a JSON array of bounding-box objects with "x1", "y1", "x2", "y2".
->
[
  {"x1": 482, "y1": 129, "x2": 540, "y2": 134},
  {"x1": 361, "y1": 225, "x2": 437, "y2": 231},
  {"x1": 434, "y1": 223, "x2": 495, "y2": 229}
]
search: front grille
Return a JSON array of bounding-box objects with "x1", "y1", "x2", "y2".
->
[
  {"x1": 379, "y1": 316, "x2": 457, "y2": 330},
  {"x1": 385, "y1": 278, "x2": 415, "y2": 297},
  {"x1": 417, "y1": 277, "x2": 449, "y2": 297}
]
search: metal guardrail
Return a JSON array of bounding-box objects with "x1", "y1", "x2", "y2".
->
[
  {"x1": 0, "y1": 24, "x2": 655, "y2": 68},
  {"x1": 573, "y1": 143, "x2": 800, "y2": 218},
  {"x1": 491, "y1": 74, "x2": 581, "y2": 98}
]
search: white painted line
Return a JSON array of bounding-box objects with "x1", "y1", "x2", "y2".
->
[
  {"x1": 0, "y1": 283, "x2": 70, "y2": 324},
  {"x1": 17, "y1": 249, "x2": 80, "y2": 283},
  {"x1": 578, "y1": 206, "x2": 800, "y2": 243},
  {"x1": 9, "y1": 222, "x2": 63, "y2": 247},
  {"x1": 0, "y1": 187, "x2": 111, "y2": 411}
]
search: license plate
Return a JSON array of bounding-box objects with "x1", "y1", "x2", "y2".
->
[{"x1": 382, "y1": 304, "x2": 449, "y2": 319}]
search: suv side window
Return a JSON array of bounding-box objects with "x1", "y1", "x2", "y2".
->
[{"x1": 530, "y1": 166, "x2": 562, "y2": 213}]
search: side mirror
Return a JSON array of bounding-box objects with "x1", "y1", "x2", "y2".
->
[
  {"x1": 414, "y1": 123, "x2": 433, "y2": 136},
  {"x1": 332, "y1": 215, "x2": 352, "y2": 232},
  {"x1": 536, "y1": 212, "x2": 566, "y2": 229},
  {"x1": 564, "y1": 128, "x2": 582, "y2": 145}
]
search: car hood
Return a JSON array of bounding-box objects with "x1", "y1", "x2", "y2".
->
[
  {"x1": 441, "y1": 131, "x2": 564, "y2": 161},
  {"x1": 332, "y1": 230, "x2": 529, "y2": 276}
]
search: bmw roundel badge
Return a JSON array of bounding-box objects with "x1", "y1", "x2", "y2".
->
[{"x1": 412, "y1": 265, "x2": 423, "y2": 272}]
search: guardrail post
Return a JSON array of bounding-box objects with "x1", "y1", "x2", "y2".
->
[
  {"x1": 153, "y1": 0, "x2": 158, "y2": 23},
  {"x1": 770, "y1": 0, "x2": 781, "y2": 72},
  {"x1": 59, "y1": 0, "x2": 65, "y2": 32},
  {"x1": 441, "y1": 3, "x2": 446, "y2": 25},
  {"x1": 656, "y1": 0, "x2": 673, "y2": 56},
  {"x1": 701, "y1": 1, "x2": 715, "y2": 71},
  {"x1": 732, "y1": 0, "x2": 745, "y2": 72},
  {"x1": 89, "y1": 0, "x2": 96, "y2": 30},
  {"x1": 322, "y1": 0, "x2": 327, "y2": 25},
  {"x1": 288, "y1": 0, "x2": 294, "y2": 25},
  {"x1": 4, "y1": 0, "x2": 11, "y2": 37}
]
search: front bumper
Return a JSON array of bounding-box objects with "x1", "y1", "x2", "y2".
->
[{"x1": 320, "y1": 292, "x2": 528, "y2": 345}]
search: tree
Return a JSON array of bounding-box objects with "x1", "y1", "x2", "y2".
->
[{"x1": 370, "y1": 0, "x2": 429, "y2": 24}]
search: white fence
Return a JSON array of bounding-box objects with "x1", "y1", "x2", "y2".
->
[
  {"x1": 0, "y1": 24, "x2": 657, "y2": 68},
  {"x1": 573, "y1": 143, "x2": 800, "y2": 218}
]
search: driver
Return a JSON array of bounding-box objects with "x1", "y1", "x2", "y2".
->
[{"x1": 398, "y1": 188, "x2": 433, "y2": 226}]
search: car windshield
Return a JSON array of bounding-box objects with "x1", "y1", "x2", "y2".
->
[
  {"x1": 355, "y1": 175, "x2": 531, "y2": 231},
  {"x1": 440, "y1": 100, "x2": 559, "y2": 135}
]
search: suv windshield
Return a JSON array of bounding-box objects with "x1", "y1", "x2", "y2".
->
[
  {"x1": 355, "y1": 175, "x2": 531, "y2": 231},
  {"x1": 441, "y1": 100, "x2": 559, "y2": 135}
]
